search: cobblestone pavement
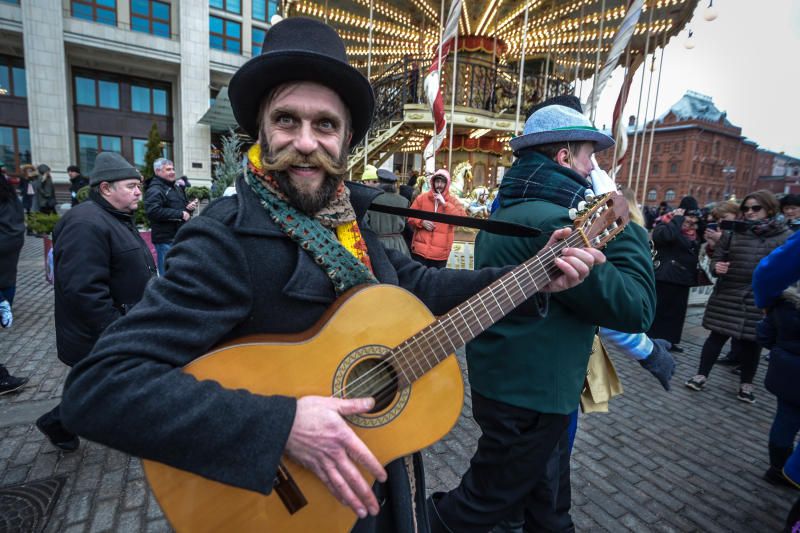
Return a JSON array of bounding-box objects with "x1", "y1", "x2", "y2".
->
[{"x1": 1, "y1": 235, "x2": 795, "y2": 532}]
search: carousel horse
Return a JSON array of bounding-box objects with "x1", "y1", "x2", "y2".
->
[{"x1": 466, "y1": 186, "x2": 491, "y2": 219}]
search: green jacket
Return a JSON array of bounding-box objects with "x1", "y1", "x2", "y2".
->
[{"x1": 466, "y1": 199, "x2": 656, "y2": 414}]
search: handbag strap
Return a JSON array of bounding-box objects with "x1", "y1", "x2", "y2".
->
[{"x1": 368, "y1": 203, "x2": 541, "y2": 237}]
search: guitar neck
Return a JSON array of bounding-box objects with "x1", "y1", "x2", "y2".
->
[{"x1": 391, "y1": 231, "x2": 586, "y2": 387}]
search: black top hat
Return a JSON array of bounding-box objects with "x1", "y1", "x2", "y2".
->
[
  {"x1": 228, "y1": 17, "x2": 375, "y2": 147},
  {"x1": 89, "y1": 152, "x2": 141, "y2": 186}
]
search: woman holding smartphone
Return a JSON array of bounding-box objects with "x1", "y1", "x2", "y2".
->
[{"x1": 686, "y1": 190, "x2": 790, "y2": 403}]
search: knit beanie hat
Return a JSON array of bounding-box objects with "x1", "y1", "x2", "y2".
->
[
  {"x1": 361, "y1": 164, "x2": 378, "y2": 182},
  {"x1": 89, "y1": 152, "x2": 141, "y2": 186}
]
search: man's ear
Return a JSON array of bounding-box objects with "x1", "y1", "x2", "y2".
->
[{"x1": 555, "y1": 148, "x2": 571, "y2": 168}]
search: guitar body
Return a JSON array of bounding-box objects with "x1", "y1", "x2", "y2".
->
[{"x1": 143, "y1": 284, "x2": 464, "y2": 532}]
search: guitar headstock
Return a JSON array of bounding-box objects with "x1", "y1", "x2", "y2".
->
[{"x1": 573, "y1": 191, "x2": 629, "y2": 249}]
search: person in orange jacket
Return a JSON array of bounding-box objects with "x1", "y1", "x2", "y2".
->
[{"x1": 408, "y1": 169, "x2": 466, "y2": 267}]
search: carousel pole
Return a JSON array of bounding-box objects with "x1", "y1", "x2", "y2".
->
[
  {"x1": 626, "y1": 0, "x2": 654, "y2": 188},
  {"x1": 324, "y1": 0, "x2": 328, "y2": 23},
  {"x1": 640, "y1": 32, "x2": 666, "y2": 206},
  {"x1": 576, "y1": 2, "x2": 585, "y2": 98},
  {"x1": 633, "y1": 51, "x2": 656, "y2": 199},
  {"x1": 590, "y1": 0, "x2": 606, "y2": 122},
  {"x1": 363, "y1": 0, "x2": 374, "y2": 170},
  {"x1": 447, "y1": 29, "x2": 459, "y2": 170},
  {"x1": 434, "y1": 0, "x2": 445, "y2": 171},
  {"x1": 514, "y1": 4, "x2": 530, "y2": 135},
  {"x1": 543, "y1": 50, "x2": 551, "y2": 100}
]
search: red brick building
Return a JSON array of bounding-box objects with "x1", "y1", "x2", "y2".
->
[
  {"x1": 598, "y1": 91, "x2": 769, "y2": 207},
  {"x1": 755, "y1": 150, "x2": 800, "y2": 195}
]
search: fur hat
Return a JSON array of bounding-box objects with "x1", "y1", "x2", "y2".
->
[
  {"x1": 227, "y1": 17, "x2": 374, "y2": 146},
  {"x1": 89, "y1": 152, "x2": 141, "y2": 186}
]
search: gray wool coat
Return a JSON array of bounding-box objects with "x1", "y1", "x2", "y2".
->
[
  {"x1": 703, "y1": 223, "x2": 790, "y2": 341},
  {"x1": 61, "y1": 176, "x2": 544, "y2": 532}
]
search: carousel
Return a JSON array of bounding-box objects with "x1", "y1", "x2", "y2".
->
[{"x1": 272, "y1": 0, "x2": 700, "y2": 202}]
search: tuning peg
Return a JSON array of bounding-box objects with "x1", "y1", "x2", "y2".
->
[
  {"x1": 568, "y1": 208, "x2": 578, "y2": 220},
  {"x1": 577, "y1": 201, "x2": 587, "y2": 211},
  {"x1": 584, "y1": 189, "x2": 595, "y2": 201}
]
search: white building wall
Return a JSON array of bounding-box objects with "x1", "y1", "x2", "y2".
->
[
  {"x1": 177, "y1": 0, "x2": 212, "y2": 184},
  {"x1": 21, "y1": 0, "x2": 71, "y2": 183}
]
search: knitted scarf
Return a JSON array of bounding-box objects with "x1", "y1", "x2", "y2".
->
[
  {"x1": 749, "y1": 216, "x2": 787, "y2": 237},
  {"x1": 497, "y1": 150, "x2": 590, "y2": 210},
  {"x1": 245, "y1": 145, "x2": 377, "y2": 295}
]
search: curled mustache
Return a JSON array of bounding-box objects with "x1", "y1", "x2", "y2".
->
[{"x1": 261, "y1": 146, "x2": 347, "y2": 176}]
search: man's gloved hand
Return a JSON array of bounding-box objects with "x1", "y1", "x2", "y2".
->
[
  {"x1": 589, "y1": 155, "x2": 617, "y2": 195},
  {"x1": 639, "y1": 339, "x2": 675, "y2": 391}
]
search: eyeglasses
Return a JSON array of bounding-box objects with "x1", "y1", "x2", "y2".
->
[{"x1": 741, "y1": 205, "x2": 763, "y2": 213}]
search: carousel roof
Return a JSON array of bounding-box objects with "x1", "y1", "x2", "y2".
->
[{"x1": 289, "y1": 0, "x2": 699, "y2": 77}]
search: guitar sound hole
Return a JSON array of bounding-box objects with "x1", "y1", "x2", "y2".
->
[{"x1": 345, "y1": 357, "x2": 399, "y2": 413}]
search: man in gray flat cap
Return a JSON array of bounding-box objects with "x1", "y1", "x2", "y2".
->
[{"x1": 36, "y1": 152, "x2": 156, "y2": 452}]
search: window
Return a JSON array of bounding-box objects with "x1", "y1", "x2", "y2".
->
[
  {"x1": 0, "y1": 59, "x2": 26, "y2": 98},
  {"x1": 72, "y1": 0, "x2": 117, "y2": 26},
  {"x1": 670, "y1": 162, "x2": 678, "y2": 174},
  {"x1": 252, "y1": 0, "x2": 278, "y2": 21},
  {"x1": 131, "y1": 85, "x2": 169, "y2": 115},
  {"x1": 132, "y1": 138, "x2": 172, "y2": 169},
  {"x1": 210, "y1": 0, "x2": 240, "y2": 14},
  {"x1": 673, "y1": 142, "x2": 681, "y2": 153},
  {"x1": 74, "y1": 76, "x2": 120, "y2": 109},
  {"x1": 651, "y1": 162, "x2": 660, "y2": 175},
  {"x1": 78, "y1": 133, "x2": 121, "y2": 172},
  {"x1": 252, "y1": 27, "x2": 266, "y2": 56},
  {"x1": 665, "y1": 189, "x2": 676, "y2": 201},
  {"x1": 0, "y1": 126, "x2": 31, "y2": 174},
  {"x1": 131, "y1": 0, "x2": 171, "y2": 37},
  {"x1": 647, "y1": 189, "x2": 657, "y2": 201},
  {"x1": 210, "y1": 16, "x2": 241, "y2": 53}
]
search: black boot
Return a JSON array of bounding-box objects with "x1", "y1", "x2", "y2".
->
[
  {"x1": 36, "y1": 405, "x2": 80, "y2": 452},
  {"x1": 764, "y1": 445, "x2": 794, "y2": 487}
]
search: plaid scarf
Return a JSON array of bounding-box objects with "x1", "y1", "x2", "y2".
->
[
  {"x1": 497, "y1": 150, "x2": 590, "y2": 210},
  {"x1": 245, "y1": 145, "x2": 377, "y2": 295}
]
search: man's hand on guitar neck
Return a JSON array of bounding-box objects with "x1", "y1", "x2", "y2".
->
[
  {"x1": 540, "y1": 228, "x2": 606, "y2": 293},
  {"x1": 285, "y1": 396, "x2": 387, "y2": 519}
]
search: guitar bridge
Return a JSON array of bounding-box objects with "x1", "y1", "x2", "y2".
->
[{"x1": 274, "y1": 462, "x2": 308, "y2": 514}]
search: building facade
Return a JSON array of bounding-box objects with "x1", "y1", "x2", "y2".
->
[
  {"x1": 755, "y1": 150, "x2": 800, "y2": 195},
  {"x1": 0, "y1": 0, "x2": 278, "y2": 192},
  {"x1": 598, "y1": 91, "x2": 769, "y2": 207}
]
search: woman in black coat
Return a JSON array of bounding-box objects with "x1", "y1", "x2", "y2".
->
[
  {"x1": 686, "y1": 190, "x2": 790, "y2": 403},
  {"x1": 647, "y1": 196, "x2": 702, "y2": 352}
]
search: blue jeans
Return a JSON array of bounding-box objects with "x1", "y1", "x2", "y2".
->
[
  {"x1": 154, "y1": 243, "x2": 173, "y2": 276},
  {"x1": 770, "y1": 399, "x2": 800, "y2": 450}
]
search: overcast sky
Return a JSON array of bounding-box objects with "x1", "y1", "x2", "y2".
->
[{"x1": 585, "y1": 0, "x2": 800, "y2": 157}]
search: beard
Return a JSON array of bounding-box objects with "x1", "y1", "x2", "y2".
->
[{"x1": 260, "y1": 138, "x2": 349, "y2": 216}]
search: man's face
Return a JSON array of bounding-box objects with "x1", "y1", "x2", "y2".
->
[
  {"x1": 432, "y1": 176, "x2": 447, "y2": 194},
  {"x1": 783, "y1": 204, "x2": 799, "y2": 220},
  {"x1": 68, "y1": 170, "x2": 79, "y2": 179},
  {"x1": 156, "y1": 163, "x2": 176, "y2": 181},
  {"x1": 260, "y1": 82, "x2": 351, "y2": 215},
  {"x1": 563, "y1": 142, "x2": 595, "y2": 179},
  {"x1": 102, "y1": 179, "x2": 142, "y2": 213}
]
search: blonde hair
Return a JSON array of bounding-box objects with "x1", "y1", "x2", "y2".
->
[
  {"x1": 620, "y1": 187, "x2": 644, "y2": 227},
  {"x1": 711, "y1": 200, "x2": 739, "y2": 221}
]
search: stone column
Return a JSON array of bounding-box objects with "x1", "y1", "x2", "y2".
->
[
  {"x1": 21, "y1": 0, "x2": 71, "y2": 182},
  {"x1": 176, "y1": 0, "x2": 211, "y2": 185}
]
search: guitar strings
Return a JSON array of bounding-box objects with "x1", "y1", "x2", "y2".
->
[
  {"x1": 338, "y1": 231, "x2": 587, "y2": 403},
  {"x1": 339, "y1": 230, "x2": 589, "y2": 404},
  {"x1": 336, "y1": 230, "x2": 590, "y2": 402}
]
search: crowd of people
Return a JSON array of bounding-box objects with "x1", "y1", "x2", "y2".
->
[{"x1": 0, "y1": 16, "x2": 798, "y2": 532}]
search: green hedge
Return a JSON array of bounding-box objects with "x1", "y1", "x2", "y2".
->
[{"x1": 27, "y1": 212, "x2": 60, "y2": 236}]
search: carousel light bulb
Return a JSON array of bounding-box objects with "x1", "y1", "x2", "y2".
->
[
  {"x1": 684, "y1": 29, "x2": 695, "y2": 49},
  {"x1": 703, "y1": 0, "x2": 718, "y2": 21}
]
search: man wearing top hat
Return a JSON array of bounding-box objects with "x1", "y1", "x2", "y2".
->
[
  {"x1": 36, "y1": 152, "x2": 156, "y2": 453},
  {"x1": 60, "y1": 18, "x2": 604, "y2": 530},
  {"x1": 428, "y1": 98, "x2": 656, "y2": 532}
]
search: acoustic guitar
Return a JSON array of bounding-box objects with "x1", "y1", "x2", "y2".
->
[{"x1": 143, "y1": 191, "x2": 629, "y2": 532}]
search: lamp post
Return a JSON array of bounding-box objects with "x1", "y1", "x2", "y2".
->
[{"x1": 722, "y1": 165, "x2": 736, "y2": 200}]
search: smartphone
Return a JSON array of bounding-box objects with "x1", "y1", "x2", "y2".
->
[{"x1": 706, "y1": 222, "x2": 718, "y2": 231}]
